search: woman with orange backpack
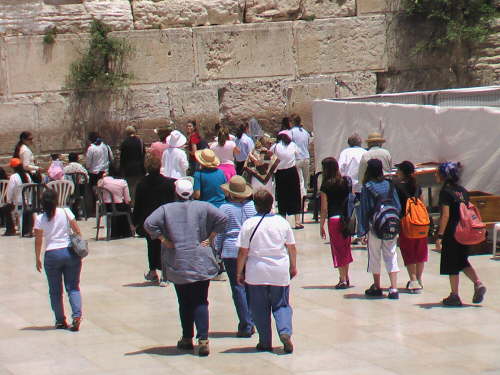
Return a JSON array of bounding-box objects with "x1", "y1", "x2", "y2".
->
[
  {"x1": 394, "y1": 161, "x2": 429, "y2": 294},
  {"x1": 435, "y1": 162, "x2": 486, "y2": 306}
]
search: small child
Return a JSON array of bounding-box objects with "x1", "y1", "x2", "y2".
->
[{"x1": 47, "y1": 153, "x2": 65, "y2": 181}]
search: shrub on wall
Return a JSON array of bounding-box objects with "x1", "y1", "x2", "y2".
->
[{"x1": 404, "y1": 0, "x2": 496, "y2": 50}]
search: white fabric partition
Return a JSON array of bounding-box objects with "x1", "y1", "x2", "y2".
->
[{"x1": 312, "y1": 100, "x2": 500, "y2": 194}]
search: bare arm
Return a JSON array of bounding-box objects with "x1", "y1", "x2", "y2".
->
[
  {"x1": 319, "y1": 192, "x2": 328, "y2": 240},
  {"x1": 286, "y1": 243, "x2": 298, "y2": 278},
  {"x1": 34, "y1": 229, "x2": 43, "y2": 272},
  {"x1": 435, "y1": 204, "x2": 450, "y2": 250},
  {"x1": 193, "y1": 190, "x2": 201, "y2": 200},
  {"x1": 236, "y1": 247, "x2": 249, "y2": 285},
  {"x1": 70, "y1": 219, "x2": 82, "y2": 237}
]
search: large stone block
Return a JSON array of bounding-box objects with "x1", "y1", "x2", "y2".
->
[
  {"x1": 218, "y1": 79, "x2": 289, "y2": 130},
  {"x1": 122, "y1": 29, "x2": 196, "y2": 85},
  {"x1": 288, "y1": 71, "x2": 377, "y2": 128},
  {"x1": 357, "y1": 0, "x2": 402, "y2": 14},
  {"x1": 132, "y1": 0, "x2": 241, "y2": 29},
  {"x1": 302, "y1": 0, "x2": 356, "y2": 19},
  {"x1": 0, "y1": 103, "x2": 36, "y2": 155},
  {"x1": 195, "y1": 23, "x2": 294, "y2": 80},
  {"x1": 168, "y1": 87, "x2": 220, "y2": 128},
  {"x1": 244, "y1": 0, "x2": 302, "y2": 22},
  {"x1": 294, "y1": 16, "x2": 387, "y2": 76},
  {"x1": 0, "y1": 0, "x2": 132, "y2": 36},
  {"x1": 4, "y1": 34, "x2": 84, "y2": 94}
]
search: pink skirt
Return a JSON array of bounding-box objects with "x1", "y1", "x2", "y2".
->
[
  {"x1": 398, "y1": 231, "x2": 428, "y2": 266},
  {"x1": 218, "y1": 163, "x2": 236, "y2": 182},
  {"x1": 328, "y1": 217, "x2": 353, "y2": 268}
]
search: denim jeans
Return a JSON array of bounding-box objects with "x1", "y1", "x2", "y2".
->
[
  {"x1": 223, "y1": 258, "x2": 254, "y2": 334},
  {"x1": 247, "y1": 284, "x2": 293, "y2": 348},
  {"x1": 174, "y1": 280, "x2": 210, "y2": 340},
  {"x1": 44, "y1": 247, "x2": 82, "y2": 323}
]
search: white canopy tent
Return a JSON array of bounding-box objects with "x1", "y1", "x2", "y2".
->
[{"x1": 312, "y1": 87, "x2": 500, "y2": 194}]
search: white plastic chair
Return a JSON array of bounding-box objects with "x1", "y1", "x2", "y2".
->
[
  {"x1": 0, "y1": 180, "x2": 8, "y2": 207},
  {"x1": 493, "y1": 223, "x2": 500, "y2": 257},
  {"x1": 46, "y1": 180, "x2": 74, "y2": 207}
]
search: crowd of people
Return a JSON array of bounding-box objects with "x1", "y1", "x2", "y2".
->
[{"x1": 0, "y1": 117, "x2": 488, "y2": 356}]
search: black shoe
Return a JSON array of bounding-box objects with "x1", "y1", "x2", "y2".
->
[
  {"x1": 256, "y1": 343, "x2": 273, "y2": 352},
  {"x1": 472, "y1": 284, "x2": 486, "y2": 304},
  {"x1": 55, "y1": 321, "x2": 68, "y2": 329},
  {"x1": 387, "y1": 289, "x2": 399, "y2": 300},
  {"x1": 236, "y1": 326, "x2": 255, "y2": 338},
  {"x1": 365, "y1": 284, "x2": 383, "y2": 297},
  {"x1": 442, "y1": 293, "x2": 462, "y2": 307},
  {"x1": 279, "y1": 334, "x2": 294, "y2": 354},
  {"x1": 177, "y1": 337, "x2": 194, "y2": 350},
  {"x1": 335, "y1": 280, "x2": 349, "y2": 289}
]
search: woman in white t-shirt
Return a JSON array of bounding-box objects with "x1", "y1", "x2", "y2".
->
[
  {"x1": 34, "y1": 190, "x2": 83, "y2": 331},
  {"x1": 236, "y1": 189, "x2": 297, "y2": 354},
  {"x1": 210, "y1": 127, "x2": 240, "y2": 182},
  {"x1": 269, "y1": 130, "x2": 303, "y2": 229}
]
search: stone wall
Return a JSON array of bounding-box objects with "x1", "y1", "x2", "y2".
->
[{"x1": 0, "y1": 0, "x2": 498, "y2": 158}]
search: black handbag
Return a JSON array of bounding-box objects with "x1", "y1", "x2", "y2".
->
[{"x1": 340, "y1": 177, "x2": 357, "y2": 238}]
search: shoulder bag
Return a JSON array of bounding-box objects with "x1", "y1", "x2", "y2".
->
[{"x1": 63, "y1": 209, "x2": 89, "y2": 258}]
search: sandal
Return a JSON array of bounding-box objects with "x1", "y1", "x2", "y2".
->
[{"x1": 294, "y1": 224, "x2": 304, "y2": 230}]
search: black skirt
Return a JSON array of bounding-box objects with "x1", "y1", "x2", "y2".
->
[
  {"x1": 440, "y1": 233, "x2": 471, "y2": 275},
  {"x1": 275, "y1": 166, "x2": 301, "y2": 216}
]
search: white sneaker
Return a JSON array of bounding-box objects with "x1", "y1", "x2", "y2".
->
[
  {"x1": 408, "y1": 280, "x2": 422, "y2": 293},
  {"x1": 158, "y1": 278, "x2": 168, "y2": 287}
]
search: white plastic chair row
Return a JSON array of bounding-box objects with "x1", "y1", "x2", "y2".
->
[{"x1": 492, "y1": 223, "x2": 500, "y2": 257}]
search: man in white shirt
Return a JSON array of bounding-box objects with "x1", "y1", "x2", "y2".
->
[
  {"x1": 290, "y1": 115, "x2": 311, "y2": 198},
  {"x1": 357, "y1": 132, "x2": 392, "y2": 184},
  {"x1": 86, "y1": 132, "x2": 113, "y2": 186},
  {"x1": 338, "y1": 133, "x2": 367, "y2": 194},
  {"x1": 234, "y1": 124, "x2": 255, "y2": 176}
]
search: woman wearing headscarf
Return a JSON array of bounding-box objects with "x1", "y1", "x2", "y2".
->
[
  {"x1": 435, "y1": 162, "x2": 486, "y2": 306},
  {"x1": 269, "y1": 130, "x2": 303, "y2": 230},
  {"x1": 215, "y1": 175, "x2": 256, "y2": 337},
  {"x1": 144, "y1": 178, "x2": 227, "y2": 356},
  {"x1": 13, "y1": 131, "x2": 42, "y2": 183},
  {"x1": 34, "y1": 189, "x2": 83, "y2": 331},
  {"x1": 133, "y1": 155, "x2": 176, "y2": 286},
  {"x1": 5, "y1": 158, "x2": 32, "y2": 236}
]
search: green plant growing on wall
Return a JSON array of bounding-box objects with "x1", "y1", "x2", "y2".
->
[
  {"x1": 43, "y1": 27, "x2": 57, "y2": 45},
  {"x1": 66, "y1": 19, "x2": 133, "y2": 96},
  {"x1": 404, "y1": 0, "x2": 496, "y2": 50},
  {"x1": 65, "y1": 19, "x2": 134, "y2": 148}
]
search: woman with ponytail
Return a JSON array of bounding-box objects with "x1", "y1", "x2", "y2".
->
[
  {"x1": 34, "y1": 190, "x2": 84, "y2": 331},
  {"x1": 13, "y1": 131, "x2": 42, "y2": 182}
]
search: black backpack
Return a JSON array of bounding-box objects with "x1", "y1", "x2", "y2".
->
[{"x1": 367, "y1": 180, "x2": 400, "y2": 240}]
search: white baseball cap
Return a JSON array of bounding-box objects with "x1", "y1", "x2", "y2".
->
[{"x1": 175, "y1": 178, "x2": 194, "y2": 199}]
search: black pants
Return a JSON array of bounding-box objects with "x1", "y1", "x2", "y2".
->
[
  {"x1": 174, "y1": 280, "x2": 210, "y2": 340},
  {"x1": 235, "y1": 161, "x2": 245, "y2": 176},
  {"x1": 146, "y1": 235, "x2": 161, "y2": 271}
]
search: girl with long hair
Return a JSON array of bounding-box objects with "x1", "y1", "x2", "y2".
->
[
  {"x1": 435, "y1": 162, "x2": 486, "y2": 306},
  {"x1": 34, "y1": 190, "x2": 83, "y2": 331},
  {"x1": 13, "y1": 131, "x2": 42, "y2": 182},
  {"x1": 319, "y1": 157, "x2": 353, "y2": 288},
  {"x1": 210, "y1": 126, "x2": 240, "y2": 181},
  {"x1": 394, "y1": 161, "x2": 428, "y2": 293}
]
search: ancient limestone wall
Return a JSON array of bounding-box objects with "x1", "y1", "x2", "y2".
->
[{"x1": 0, "y1": 0, "x2": 497, "y2": 158}]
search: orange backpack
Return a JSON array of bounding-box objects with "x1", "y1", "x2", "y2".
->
[{"x1": 401, "y1": 189, "x2": 430, "y2": 239}]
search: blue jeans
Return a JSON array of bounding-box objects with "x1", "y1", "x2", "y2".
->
[
  {"x1": 44, "y1": 247, "x2": 82, "y2": 323},
  {"x1": 174, "y1": 280, "x2": 210, "y2": 340},
  {"x1": 223, "y1": 258, "x2": 254, "y2": 334},
  {"x1": 247, "y1": 284, "x2": 293, "y2": 347}
]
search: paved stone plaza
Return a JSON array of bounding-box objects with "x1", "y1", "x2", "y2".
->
[{"x1": 1, "y1": 215, "x2": 499, "y2": 375}]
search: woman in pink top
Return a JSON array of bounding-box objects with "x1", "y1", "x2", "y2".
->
[
  {"x1": 210, "y1": 127, "x2": 240, "y2": 181},
  {"x1": 97, "y1": 170, "x2": 133, "y2": 239}
]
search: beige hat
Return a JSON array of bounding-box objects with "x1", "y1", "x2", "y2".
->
[
  {"x1": 366, "y1": 132, "x2": 385, "y2": 144},
  {"x1": 167, "y1": 130, "x2": 187, "y2": 148},
  {"x1": 221, "y1": 175, "x2": 253, "y2": 199},
  {"x1": 195, "y1": 149, "x2": 220, "y2": 168}
]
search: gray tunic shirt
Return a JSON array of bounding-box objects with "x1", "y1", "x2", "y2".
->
[{"x1": 144, "y1": 200, "x2": 227, "y2": 284}]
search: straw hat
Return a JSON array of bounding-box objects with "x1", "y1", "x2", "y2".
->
[
  {"x1": 195, "y1": 149, "x2": 220, "y2": 168},
  {"x1": 366, "y1": 132, "x2": 385, "y2": 144},
  {"x1": 221, "y1": 175, "x2": 253, "y2": 199},
  {"x1": 167, "y1": 130, "x2": 187, "y2": 148}
]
